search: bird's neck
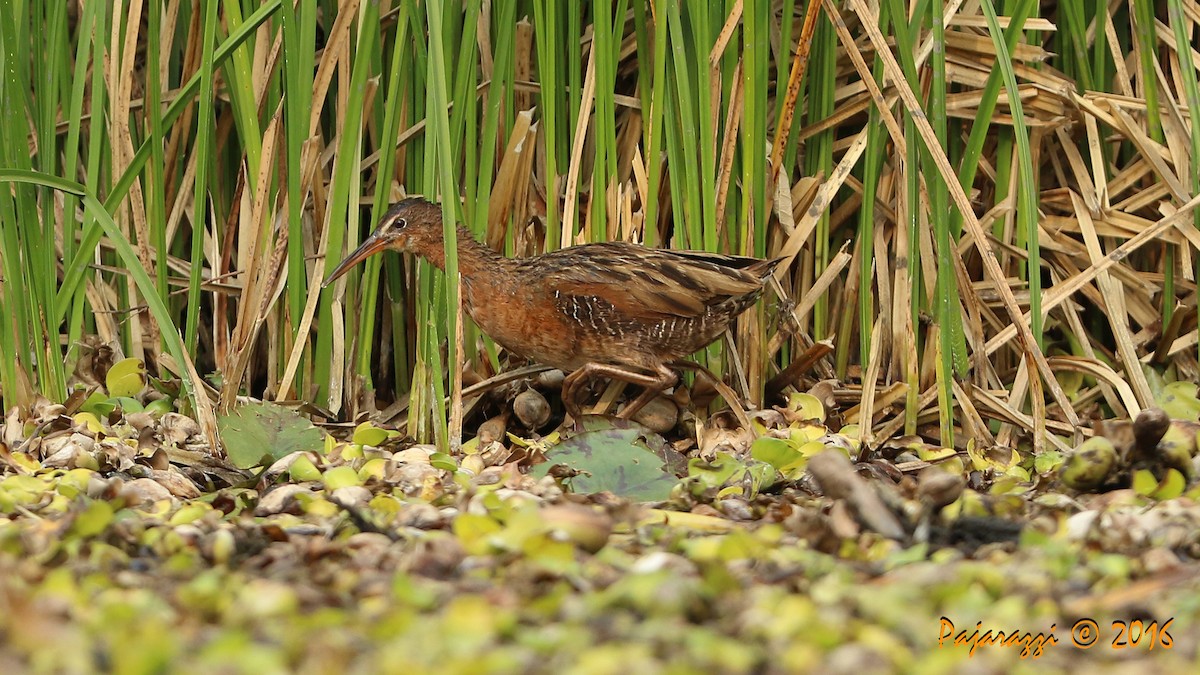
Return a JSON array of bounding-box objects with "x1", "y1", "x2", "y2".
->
[{"x1": 412, "y1": 224, "x2": 513, "y2": 280}]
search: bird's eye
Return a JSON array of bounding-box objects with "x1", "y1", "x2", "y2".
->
[{"x1": 381, "y1": 215, "x2": 406, "y2": 234}]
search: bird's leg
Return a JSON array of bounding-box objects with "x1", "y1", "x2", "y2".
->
[
  {"x1": 560, "y1": 368, "x2": 590, "y2": 424},
  {"x1": 616, "y1": 364, "x2": 678, "y2": 419},
  {"x1": 561, "y1": 363, "x2": 678, "y2": 422}
]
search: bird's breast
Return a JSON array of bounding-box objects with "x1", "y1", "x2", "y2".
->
[{"x1": 462, "y1": 278, "x2": 583, "y2": 371}]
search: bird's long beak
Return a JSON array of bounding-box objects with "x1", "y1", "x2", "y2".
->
[{"x1": 323, "y1": 232, "x2": 389, "y2": 288}]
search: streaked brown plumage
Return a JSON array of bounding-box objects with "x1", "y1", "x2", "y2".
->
[{"x1": 325, "y1": 197, "x2": 780, "y2": 422}]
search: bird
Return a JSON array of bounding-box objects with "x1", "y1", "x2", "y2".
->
[{"x1": 324, "y1": 197, "x2": 781, "y2": 423}]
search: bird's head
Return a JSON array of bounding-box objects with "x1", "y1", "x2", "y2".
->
[{"x1": 323, "y1": 197, "x2": 443, "y2": 287}]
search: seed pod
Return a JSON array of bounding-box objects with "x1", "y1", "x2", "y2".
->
[
  {"x1": 476, "y1": 412, "x2": 509, "y2": 445},
  {"x1": 541, "y1": 503, "x2": 612, "y2": 553},
  {"x1": 916, "y1": 471, "x2": 965, "y2": 512},
  {"x1": 1132, "y1": 408, "x2": 1171, "y2": 460},
  {"x1": 1060, "y1": 436, "x2": 1117, "y2": 491},
  {"x1": 534, "y1": 369, "x2": 566, "y2": 391},
  {"x1": 630, "y1": 396, "x2": 679, "y2": 434},
  {"x1": 1157, "y1": 445, "x2": 1193, "y2": 482},
  {"x1": 513, "y1": 389, "x2": 551, "y2": 429}
]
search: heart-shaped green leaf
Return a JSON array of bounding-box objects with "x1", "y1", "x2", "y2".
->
[
  {"x1": 218, "y1": 402, "x2": 326, "y2": 469},
  {"x1": 532, "y1": 422, "x2": 684, "y2": 502}
]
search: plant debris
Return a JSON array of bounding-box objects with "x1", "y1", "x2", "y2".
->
[{"x1": 2, "y1": 390, "x2": 1200, "y2": 672}]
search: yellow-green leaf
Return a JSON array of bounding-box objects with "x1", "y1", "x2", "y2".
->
[
  {"x1": 106, "y1": 357, "x2": 146, "y2": 398},
  {"x1": 352, "y1": 422, "x2": 390, "y2": 447}
]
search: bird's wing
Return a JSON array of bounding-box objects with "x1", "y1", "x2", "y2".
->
[{"x1": 538, "y1": 244, "x2": 768, "y2": 319}]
